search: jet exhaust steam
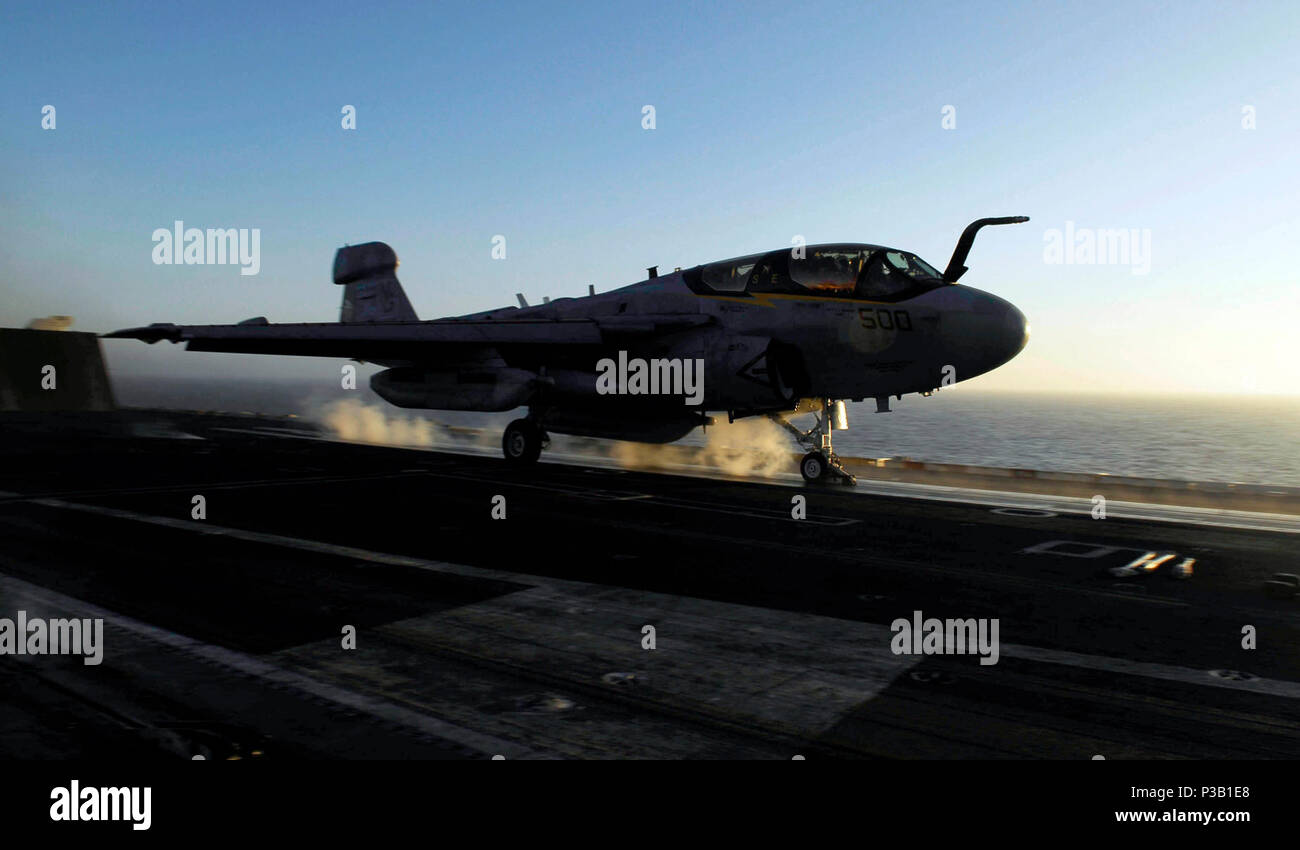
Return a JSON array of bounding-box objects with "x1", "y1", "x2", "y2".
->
[
  {"x1": 607, "y1": 416, "x2": 794, "y2": 478},
  {"x1": 313, "y1": 398, "x2": 437, "y2": 448},
  {"x1": 311, "y1": 399, "x2": 799, "y2": 478}
]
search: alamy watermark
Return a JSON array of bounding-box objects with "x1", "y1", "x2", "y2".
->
[
  {"x1": 1043, "y1": 221, "x2": 1150, "y2": 275},
  {"x1": 595, "y1": 351, "x2": 704, "y2": 406},
  {"x1": 891, "y1": 610, "x2": 999, "y2": 665},
  {"x1": 50, "y1": 781, "x2": 150, "y2": 830},
  {"x1": 0, "y1": 611, "x2": 104, "y2": 665},
  {"x1": 151, "y1": 220, "x2": 261, "y2": 275}
]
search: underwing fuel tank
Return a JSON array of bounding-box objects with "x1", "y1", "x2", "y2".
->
[{"x1": 370, "y1": 367, "x2": 538, "y2": 411}]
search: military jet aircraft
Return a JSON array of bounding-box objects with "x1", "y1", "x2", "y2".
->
[{"x1": 106, "y1": 216, "x2": 1030, "y2": 484}]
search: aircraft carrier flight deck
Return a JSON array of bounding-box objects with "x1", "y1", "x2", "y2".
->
[{"x1": 2, "y1": 407, "x2": 1298, "y2": 760}]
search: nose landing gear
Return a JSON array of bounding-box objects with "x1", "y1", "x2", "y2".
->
[{"x1": 771, "y1": 398, "x2": 857, "y2": 485}]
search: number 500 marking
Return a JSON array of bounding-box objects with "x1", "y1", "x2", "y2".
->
[{"x1": 859, "y1": 308, "x2": 912, "y2": 331}]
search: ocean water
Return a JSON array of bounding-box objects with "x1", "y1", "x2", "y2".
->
[
  {"x1": 826, "y1": 391, "x2": 1300, "y2": 487},
  {"x1": 110, "y1": 375, "x2": 1300, "y2": 487}
]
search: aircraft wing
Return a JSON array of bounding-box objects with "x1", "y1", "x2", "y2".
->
[{"x1": 102, "y1": 315, "x2": 712, "y2": 361}]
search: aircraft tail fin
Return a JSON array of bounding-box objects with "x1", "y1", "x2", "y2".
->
[{"x1": 333, "y1": 242, "x2": 419, "y2": 323}]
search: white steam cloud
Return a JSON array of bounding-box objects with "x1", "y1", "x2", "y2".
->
[
  {"x1": 311, "y1": 398, "x2": 800, "y2": 478},
  {"x1": 606, "y1": 416, "x2": 795, "y2": 478},
  {"x1": 314, "y1": 398, "x2": 437, "y2": 447}
]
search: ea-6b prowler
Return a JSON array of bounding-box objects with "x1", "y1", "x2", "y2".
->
[{"x1": 107, "y1": 217, "x2": 1030, "y2": 484}]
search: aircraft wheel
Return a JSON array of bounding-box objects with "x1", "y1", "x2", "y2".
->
[
  {"x1": 800, "y1": 451, "x2": 827, "y2": 483},
  {"x1": 502, "y1": 419, "x2": 543, "y2": 464}
]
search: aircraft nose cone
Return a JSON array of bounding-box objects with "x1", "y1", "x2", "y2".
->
[
  {"x1": 1008, "y1": 302, "x2": 1029, "y2": 356},
  {"x1": 988, "y1": 295, "x2": 1028, "y2": 367},
  {"x1": 934, "y1": 288, "x2": 1029, "y2": 381}
]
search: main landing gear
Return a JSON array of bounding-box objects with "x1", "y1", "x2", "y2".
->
[
  {"x1": 770, "y1": 398, "x2": 857, "y2": 486},
  {"x1": 502, "y1": 417, "x2": 549, "y2": 465}
]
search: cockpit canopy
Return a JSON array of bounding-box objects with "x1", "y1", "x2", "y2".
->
[{"x1": 683, "y1": 243, "x2": 946, "y2": 302}]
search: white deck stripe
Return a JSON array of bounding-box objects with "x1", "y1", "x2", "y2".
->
[
  {"x1": 327, "y1": 437, "x2": 1300, "y2": 533},
  {"x1": 189, "y1": 428, "x2": 1300, "y2": 533},
  {"x1": 18, "y1": 496, "x2": 1300, "y2": 702}
]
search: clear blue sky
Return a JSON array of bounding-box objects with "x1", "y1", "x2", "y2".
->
[{"x1": 3, "y1": 0, "x2": 1297, "y2": 393}]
